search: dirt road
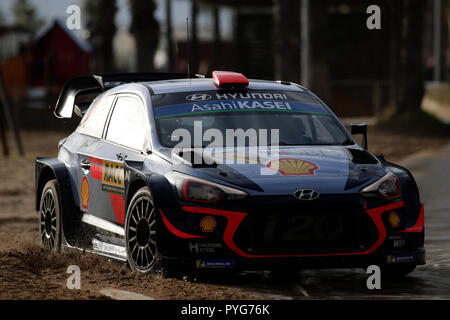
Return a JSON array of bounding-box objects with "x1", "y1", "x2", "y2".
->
[{"x1": 0, "y1": 129, "x2": 449, "y2": 299}]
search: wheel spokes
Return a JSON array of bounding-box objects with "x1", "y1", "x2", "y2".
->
[
  {"x1": 145, "y1": 202, "x2": 150, "y2": 219},
  {"x1": 131, "y1": 214, "x2": 138, "y2": 225},
  {"x1": 40, "y1": 189, "x2": 58, "y2": 250},
  {"x1": 127, "y1": 197, "x2": 156, "y2": 270},
  {"x1": 146, "y1": 244, "x2": 154, "y2": 257}
]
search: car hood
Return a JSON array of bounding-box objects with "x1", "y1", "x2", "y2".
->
[{"x1": 164, "y1": 146, "x2": 387, "y2": 195}]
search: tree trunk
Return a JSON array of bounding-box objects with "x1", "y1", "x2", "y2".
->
[
  {"x1": 166, "y1": 0, "x2": 174, "y2": 71},
  {"x1": 273, "y1": 0, "x2": 300, "y2": 83},
  {"x1": 388, "y1": 0, "x2": 402, "y2": 107},
  {"x1": 130, "y1": 0, "x2": 160, "y2": 72},
  {"x1": 396, "y1": 0, "x2": 427, "y2": 114},
  {"x1": 84, "y1": 0, "x2": 117, "y2": 73},
  {"x1": 190, "y1": 0, "x2": 199, "y2": 74},
  {"x1": 211, "y1": 4, "x2": 221, "y2": 73},
  {"x1": 309, "y1": 1, "x2": 332, "y2": 104}
]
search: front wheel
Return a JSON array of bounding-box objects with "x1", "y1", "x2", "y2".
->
[
  {"x1": 125, "y1": 187, "x2": 159, "y2": 273},
  {"x1": 39, "y1": 179, "x2": 61, "y2": 252}
]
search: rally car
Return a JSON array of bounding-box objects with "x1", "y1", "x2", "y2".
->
[{"x1": 35, "y1": 71, "x2": 425, "y2": 276}]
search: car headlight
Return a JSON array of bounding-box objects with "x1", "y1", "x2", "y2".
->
[
  {"x1": 361, "y1": 171, "x2": 401, "y2": 200},
  {"x1": 165, "y1": 172, "x2": 248, "y2": 203}
]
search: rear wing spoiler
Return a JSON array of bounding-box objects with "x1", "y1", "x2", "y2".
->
[{"x1": 54, "y1": 73, "x2": 189, "y2": 119}]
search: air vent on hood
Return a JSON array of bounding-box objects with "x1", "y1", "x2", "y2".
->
[{"x1": 346, "y1": 148, "x2": 378, "y2": 164}]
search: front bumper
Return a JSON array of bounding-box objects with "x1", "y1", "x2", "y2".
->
[{"x1": 155, "y1": 191, "x2": 425, "y2": 270}]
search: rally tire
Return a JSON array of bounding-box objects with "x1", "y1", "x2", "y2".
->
[
  {"x1": 125, "y1": 187, "x2": 160, "y2": 273},
  {"x1": 39, "y1": 179, "x2": 62, "y2": 252}
]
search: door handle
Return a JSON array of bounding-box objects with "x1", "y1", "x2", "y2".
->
[{"x1": 80, "y1": 159, "x2": 91, "y2": 170}]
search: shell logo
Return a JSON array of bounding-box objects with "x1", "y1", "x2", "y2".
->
[
  {"x1": 388, "y1": 211, "x2": 400, "y2": 228},
  {"x1": 200, "y1": 216, "x2": 217, "y2": 232},
  {"x1": 266, "y1": 158, "x2": 319, "y2": 176},
  {"x1": 81, "y1": 176, "x2": 90, "y2": 210}
]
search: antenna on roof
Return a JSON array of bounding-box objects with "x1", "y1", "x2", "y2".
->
[{"x1": 186, "y1": 17, "x2": 191, "y2": 79}]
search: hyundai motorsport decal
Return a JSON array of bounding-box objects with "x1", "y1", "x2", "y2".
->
[{"x1": 151, "y1": 90, "x2": 330, "y2": 119}]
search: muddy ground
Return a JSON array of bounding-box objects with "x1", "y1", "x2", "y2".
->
[{"x1": 0, "y1": 128, "x2": 449, "y2": 299}]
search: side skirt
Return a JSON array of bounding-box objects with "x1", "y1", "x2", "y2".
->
[{"x1": 62, "y1": 214, "x2": 127, "y2": 261}]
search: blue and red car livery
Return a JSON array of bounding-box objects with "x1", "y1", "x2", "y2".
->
[{"x1": 35, "y1": 72, "x2": 425, "y2": 275}]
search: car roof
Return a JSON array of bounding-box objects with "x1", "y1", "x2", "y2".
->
[{"x1": 143, "y1": 78, "x2": 307, "y2": 95}]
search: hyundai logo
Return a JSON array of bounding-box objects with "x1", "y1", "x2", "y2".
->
[
  {"x1": 186, "y1": 94, "x2": 212, "y2": 102},
  {"x1": 294, "y1": 189, "x2": 320, "y2": 200}
]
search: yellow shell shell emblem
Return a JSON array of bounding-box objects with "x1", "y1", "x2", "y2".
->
[
  {"x1": 81, "y1": 176, "x2": 90, "y2": 210},
  {"x1": 267, "y1": 158, "x2": 319, "y2": 176},
  {"x1": 200, "y1": 216, "x2": 217, "y2": 232},
  {"x1": 388, "y1": 211, "x2": 400, "y2": 228}
]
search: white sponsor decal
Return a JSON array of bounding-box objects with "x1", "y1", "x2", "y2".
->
[
  {"x1": 191, "y1": 101, "x2": 292, "y2": 112},
  {"x1": 215, "y1": 93, "x2": 288, "y2": 100},
  {"x1": 189, "y1": 242, "x2": 222, "y2": 253},
  {"x1": 92, "y1": 238, "x2": 127, "y2": 258},
  {"x1": 186, "y1": 94, "x2": 212, "y2": 101}
]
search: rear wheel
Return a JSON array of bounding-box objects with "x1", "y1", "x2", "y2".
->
[
  {"x1": 125, "y1": 187, "x2": 159, "y2": 273},
  {"x1": 39, "y1": 180, "x2": 61, "y2": 252}
]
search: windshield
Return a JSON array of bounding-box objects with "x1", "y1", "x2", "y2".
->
[{"x1": 152, "y1": 90, "x2": 351, "y2": 148}]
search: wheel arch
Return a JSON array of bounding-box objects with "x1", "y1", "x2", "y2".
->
[
  {"x1": 35, "y1": 158, "x2": 78, "y2": 243},
  {"x1": 35, "y1": 164, "x2": 56, "y2": 211},
  {"x1": 126, "y1": 179, "x2": 148, "y2": 209},
  {"x1": 35, "y1": 158, "x2": 74, "y2": 211},
  {"x1": 123, "y1": 160, "x2": 176, "y2": 220}
]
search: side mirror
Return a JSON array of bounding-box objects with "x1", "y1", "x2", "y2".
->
[{"x1": 350, "y1": 123, "x2": 368, "y2": 150}]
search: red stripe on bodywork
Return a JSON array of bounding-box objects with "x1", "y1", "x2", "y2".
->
[
  {"x1": 88, "y1": 156, "x2": 103, "y2": 165},
  {"x1": 398, "y1": 204, "x2": 424, "y2": 233},
  {"x1": 364, "y1": 201, "x2": 404, "y2": 254},
  {"x1": 90, "y1": 163, "x2": 103, "y2": 180},
  {"x1": 160, "y1": 210, "x2": 205, "y2": 239},
  {"x1": 88, "y1": 157, "x2": 103, "y2": 181},
  {"x1": 109, "y1": 193, "x2": 125, "y2": 225},
  {"x1": 182, "y1": 201, "x2": 405, "y2": 258}
]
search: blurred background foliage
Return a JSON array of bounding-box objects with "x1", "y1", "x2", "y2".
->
[{"x1": 0, "y1": 0, "x2": 449, "y2": 134}]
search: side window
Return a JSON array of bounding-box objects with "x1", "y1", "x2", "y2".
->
[
  {"x1": 106, "y1": 96, "x2": 148, "y2": 151},
  {"x1": 77, "y1": 95, "x2": 115, "y2": 138}
]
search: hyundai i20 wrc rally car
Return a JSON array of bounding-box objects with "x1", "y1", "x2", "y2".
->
[{"x1": 35, "y1": 71, "x2": 425, "y2": 276}]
